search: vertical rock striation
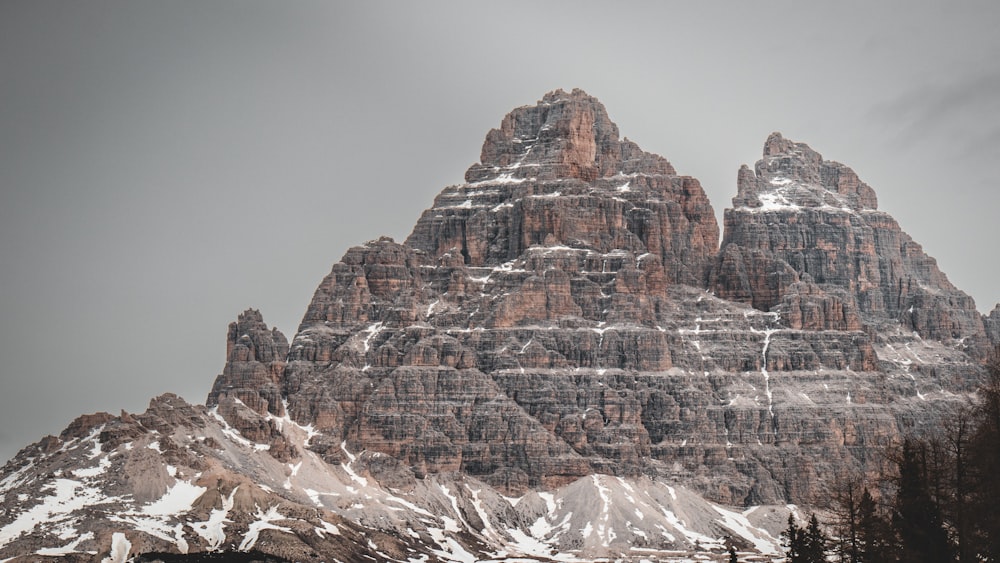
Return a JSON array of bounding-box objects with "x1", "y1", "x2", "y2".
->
[
  {"x1": 405, "y1": 88, "x2": 720, "y2": 287},
  {"x1": 712, "y1": 133, "x2": 988, "y2": 354},
  {"x1": 247, "y1": 96, "x2": 985, "y2": 504},
  {"x1": 207, "y1": 309, "x2": 289, "y2": 418}
]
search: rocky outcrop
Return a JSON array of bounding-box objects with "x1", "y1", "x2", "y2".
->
[
  {"x1": 405, "y1": 88, "x2": 720, "y2": 287},
  {"x1": 986, "y1": 305, "x2": 1000, "y2": 346},
  {"x1": 774, "y1": 275, "x2": 862, "y2": 331},
  {"x1": 466, "y1": 88, "x2": 676, "y2": 183},
  {"x1": 205, "y1": 311, "x2": 295, "y2": 461},
  {"x1": 713, "y1": 133, "x2": 988, "y2": 354},
  {"x1": 207, "y1": 309, "x2": 289, "y2": 418}
]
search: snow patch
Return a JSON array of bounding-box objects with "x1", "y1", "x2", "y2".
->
[
  {"x1": 362, "y1": 322, "x2": 385, "y2": 353},
  {"x1": 143, "y1": 479, "x2": 206, "y2": 516},
  {"x1": 239, "y1": 505, "x2": 292, "y2": 551},
  {"x1": 101, "y1": 532, "x2": 131, "y2": 563},
  {"x1": 340, "y1": 442, "x2": 368, "y2": 487},
  {"x1": 208, "y1": 406, "x2": 254, "y2": 448},
  {"x1": 72, "y1": 455, "x2": 111, "y2": 478},
  {"x1": 315, "y1": 520, "x2": 340, "y2": 538},
  {"x1": 86, "y1": 435, "x2": 103, "y2": 459},
  {"x1": 0, "y1": 478, "x2": 118, "y2": 549},
  {"x1": 0, "y1": 459, "x2": 36, "y2": 494},
  {"x1": 190, "y1": 486, "x2": 237, "y2": 550},
  {"x1": 750, "y1": 327, "x2": 779, "y2": 427},
  {"x1": 712, "y1": 505, "x2": 780, "y2": 555},
  {"x1": 466, "y1": 486, "x2": 502, "y2": 542},
  {"x1": 468, "y1": 173, "x2": 526, "y2": 186},
  {"x1": 438, "y1": 199, "x2": 476, "y2": 209},
  {"x1": 439, "y1": 483, "x2": 472, "y2": 532}
]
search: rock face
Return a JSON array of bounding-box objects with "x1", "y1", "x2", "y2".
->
[
  {"x1": 713, "y1": 133, "x2": 988, "y2": 352},
  {"x1": 207, "y1": 309, "x2": 289, "y2": 419},
  {"x1": 0, "y1": 90, "x2": 993, "y2": 562},
  {"x1": 985, "y1": 305, "x2": 1000, "y2": 345},
  {"x1": 406, "y1": 88, "x2": 719, "y2": 288}
]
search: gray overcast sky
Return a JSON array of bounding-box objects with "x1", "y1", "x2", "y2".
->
[{"x1": 2, "y1": 1, "x2": 999, "y2": 464}]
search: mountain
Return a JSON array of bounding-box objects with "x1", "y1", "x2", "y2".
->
[{"x1": 0, "y1": 89, "x2": 991, "y2": 562}]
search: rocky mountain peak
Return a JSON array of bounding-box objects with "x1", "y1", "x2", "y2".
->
[
  {"x1": 718, "y1": 133, "x2": 987, "y2": 349},
  {"x1": 734, "y1": 132, "x2": 878, "y2": 212},
  {"x1": 406, "y1": 88, "x2": 719, "y2": 286},
  {"x1": 761, "y1": 131, "x2": 814, "y2": 158},
  {"x1": 464, "y1": 88, "x2": 675, "y2": 184}
]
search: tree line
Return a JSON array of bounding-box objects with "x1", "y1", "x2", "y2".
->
[{"x1": 781, "y1": 352, "x2": 1000, "y2": 562}]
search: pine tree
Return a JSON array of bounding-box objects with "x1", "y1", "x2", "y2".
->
[
  {"x1": 857, "y1": 487, "x2": 895, "y2": 563},
  {"x1": 942, "y1": 410, "x2": 974, "y2": 563},
  {"x1": 895, "y1": 439, "x2": 952, "y2": 563},
  {"x1": 783, "y1": 514, "x2": 804, "y2": 563},
  {"x1": 823, "y1": 349, "x2": 1000, "y2": 563},
  {"x1": 728, "y1": 544, "x2": 739, "y2": 563},
  {"x1": 970, "y1": 351, "x2": 1000, "y2": 561},
  {"x1": 801, "y1": 514, "x2": 828, "y2": 563},
  {"x1": 831, "y1": 477, "x2": 862, "y2": 563}
]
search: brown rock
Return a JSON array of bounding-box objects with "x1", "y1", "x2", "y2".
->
[
  {"x1": 405, "y1": 89, "x2": 719, "y2": 287},
  {"x1": 59, "y1": 411, "x2": 116, "y2": 441},
  {"x1": 206, "y1": 309, "x2": 289, "y2": 417},
  {"x1": 714, "y1": 133, "x2": 987, "y2": 352}
]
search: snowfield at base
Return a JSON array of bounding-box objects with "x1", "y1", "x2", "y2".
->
[
  {"x1": 0, "y1": 478, "x2": 117, "y2": 549},
  {"x1": 142, "y1": 479, "x2": 206, "y2": 516},
  {"x1": 239, "y1": 505, "x2": 292, "y2": 551},
  {"x1": 189, "y1": 486, "x2": 237, "y2": 550},
  {"x1": 711, "y1": 505, "x2": 780, "y2": 555},
  {"x1": 101, "y1": 532, "x2": 131, "y2": 563}
]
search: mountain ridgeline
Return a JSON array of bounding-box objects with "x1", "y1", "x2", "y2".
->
[{"x1": 1, "y1": 89, "x2": 995, "y2": 562}]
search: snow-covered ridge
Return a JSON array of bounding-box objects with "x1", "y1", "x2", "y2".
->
[{"x1": 0, "y1": 390, "x2": 798, "y2": 562}]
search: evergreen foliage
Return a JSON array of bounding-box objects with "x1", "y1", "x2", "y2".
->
[
  {"x1": 784, "y1": 513, "x2": 828, "y2": 563},
  {"x1": 894, "y1": 439, "x2": 951, "y2": 563},
  {"x1": 826, "y1": 348, "x2": 1000, "y2": 563}
]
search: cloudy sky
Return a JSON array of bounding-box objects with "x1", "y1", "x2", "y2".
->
[{"x1": 2, "y1": 1, "x2": 998, "y2": 464}]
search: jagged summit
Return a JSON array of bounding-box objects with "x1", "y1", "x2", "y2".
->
[
  {"x1": 464, "y1": 88, "x2": 676, "y2": 184},
  {"x1": 405, "y1": 88, "x2": 719, "y2": 286},
  {"x1": 733, "y1": 132, "x2": 878, "y2": 212},
  {"x1": 716, "y1": 133, "x2": 987, "y2": 347}
]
